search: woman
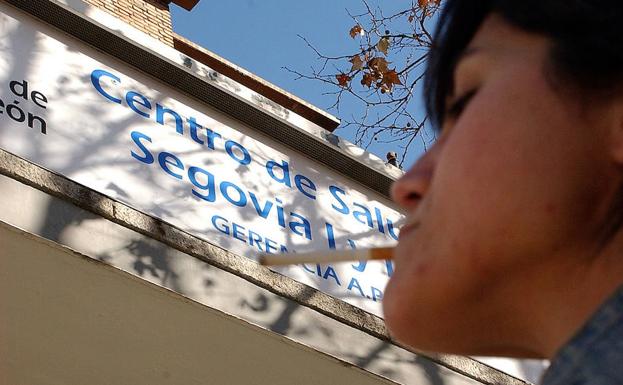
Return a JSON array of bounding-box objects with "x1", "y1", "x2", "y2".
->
[{"x1": 383, "y1": 1, "x2": 623, "y2": 384}]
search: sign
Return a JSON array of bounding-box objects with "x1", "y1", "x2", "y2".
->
[{"x1": 0, "y1": 6, "x2": 402, "y2": 316}]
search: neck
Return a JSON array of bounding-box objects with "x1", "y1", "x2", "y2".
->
[{"x1": 521, "y1": 238, "x2": 623, "y2": 358}]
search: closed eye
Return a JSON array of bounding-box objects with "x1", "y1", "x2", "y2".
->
[{"x1": 446, "y1": 89, "x2": 477, "y2": 120}]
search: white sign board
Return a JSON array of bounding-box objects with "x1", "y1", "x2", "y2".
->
[{"x1": 0, "y1": 5, "x2": 402, "y2": 316}]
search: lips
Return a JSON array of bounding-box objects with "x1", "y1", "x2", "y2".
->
[{"x1": 398, "y1": 220, "x2": 420, "y2": 241}]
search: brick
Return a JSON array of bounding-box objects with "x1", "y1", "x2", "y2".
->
[{"x1": 84, "y1": 0, "x2": 174, "y2": 46}]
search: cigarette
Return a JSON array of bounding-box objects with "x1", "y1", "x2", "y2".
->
[{"x1": 258, "y1": 247, "x2": 394, "y2": 266}]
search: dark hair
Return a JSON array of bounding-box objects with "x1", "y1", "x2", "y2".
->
[{"x1": 424, "y1": 0, "x2": 623, "y2": 128}]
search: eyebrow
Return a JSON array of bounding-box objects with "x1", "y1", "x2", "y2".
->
[
  {"x1": 447, "y1": 46, "x2": 485, "y2": 99},
  {"x1": 458, "y1": 46, "x2": 483, "y2": 61}
]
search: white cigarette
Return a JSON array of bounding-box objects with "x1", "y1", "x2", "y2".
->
[{"x1": 258, "y1": 247, "x2": 393, "y2": 266}]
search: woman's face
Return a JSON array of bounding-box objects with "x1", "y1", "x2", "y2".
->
[{"x1": 383, "y1": 15, "x2": 618, "y2": 356}]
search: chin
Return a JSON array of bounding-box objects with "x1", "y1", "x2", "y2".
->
[
  {"x1": 385, "y1": 317, "x2": 503, "y2": 356},
  {"x1": 384, "y1": 296, "x2": 544, "y2": 358},
  {"x1": 383, "y1": 312, "x2": 451, "y2": 353},
  {"x1": 382, "y1": 285, "x2": 439, "y2": 350},
  {"x1": 383, "y1": 282, "x2": 476, "y2": 354}
]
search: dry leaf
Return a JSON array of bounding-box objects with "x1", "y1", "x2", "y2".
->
[
  {"x1": 377, "y1": 37, "x2": 390, "y2": 55},
  {"x1": 336, "y1": 73, "x2": 351, "y2": 87},
  {"x1": 384, "y1": 69, "x2": 402, "y2": 85},
  {"x1": 349, "y1": 55, "x2": 364, "y2": 71},
  {"x1": 418, "y1": 0, "x2": 429, "y2": 9},
  {"x1": 349, "y1": 25, "x2": 363, "y2": 39},
  {"x1": 368, "y1": 57, "x2": 390, "y2": 73},
  {"x1": 361, "y1": 72, "x2": 375, "y2": 88},
  {"x1": 382, "y1": 69, "x2": 402, "y2": 91}
]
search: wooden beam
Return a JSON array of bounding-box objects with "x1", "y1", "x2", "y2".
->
[
  {"x1": 173, "y1": 34, "x2": 341, "y2": 132},
  {"x1": 170, "y1": 0, "x2": 200, "y2": 11}
]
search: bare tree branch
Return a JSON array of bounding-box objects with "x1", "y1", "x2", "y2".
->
[{"x1": 285, "y1": 0, "x2": 443, "y2": 164}]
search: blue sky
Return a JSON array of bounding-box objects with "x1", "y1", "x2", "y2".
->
[{"x1": 171, "y1": 1, "x2": 430, "y2": 168}]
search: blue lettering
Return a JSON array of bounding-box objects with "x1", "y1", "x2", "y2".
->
[
  {"x1": 91, "y1": 69, "x2": 121, "y2": 104},
  {"x1": 371, "y1": 287, "x2": 383, "y2": 302},
  {"x1": 350, "y1": 241, "x2": 368, "y2": 273},
  {"x1": 352, "y1": 202, "x2": 374, "y2": 228},
  {"x1": 126, "y1": 91, "x2": 151, "y2": 118},
  {"x1": 323, "y1": 266, "x2": 341, "y2": 286},
  {"x1": 188, "y1": 166, "x2": 216, "y2": 202},
  {"x1": 130, "y1": 131, "x2": 154, "y2": 164},
  {"x1": 275, "y1": 197, "x2": 286, "y2": 228},
  {"x1": 329, "y1": 185, "x2": 349, "y2": 214},
  {"x1": 158, "y1": 152, "x2": 184, "y2": 180},
  {"x1": 156, "y1": 103, "x2": 184, "y2": 135},
  {"x1": 325, "y1": 222, "x2": 336, "y2": 249},
  {"x1": 266, "y1": 160, "x2": 291, "y2": 187},
  {"x1": 352, "y1": 260, "x2": 366, "y2": 272},
  {"x1": 387, "y1": 219, "x2": 399, "y2": 241},
  {"x1": 289, "y1": 212, "x2": 312, "y2": 240},
  {"x1": 265, "y1": 238, "x2": 278, "y2": 253},
  {"x1": 374, "y1": 207, "x2": 385, "y2": 233},
  {"x1": 347, "y1": 277, "x2": 365, "y2": 297},
  {"x1": 385, "y1": 260, "x2": 394, "y2": 277},
  {"x1": 188, "y1": 117, "x2": 204, "y2": 144},
  {"x1": 220, "y1": 181, "x2": 247, "y2": 207},
  {"x1": 225, "y1": 140, "x2": 251, "y2": 165},
  {"x1": 248, "y1": 230, "x2": 263, "y2": 251},
  {"x1": 249, "y1": 192, "x2": 273, "y2": 218},
  {"x1": 212, "y1": 215, "x2": 230, "y2": 235},
  {"x1": 301, "y1": 263, "x2": 316, "y2": 274},
  {"x1": 232, "y1": 223, "x2": 247, "y2": 243},
  {"x1": 205, "y1": 128, "x2": 222, "y2": 149},
  {"x1": 294, "y1": 174, "x2": 316, "y2": 200}
]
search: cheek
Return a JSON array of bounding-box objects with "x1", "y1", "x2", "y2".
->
[
  {"x1": 428, "y1": 129, "x2": 517, "y2": 263},
  {"x1": 434, "y1": 75, "x2": 608, "y2": 263}
]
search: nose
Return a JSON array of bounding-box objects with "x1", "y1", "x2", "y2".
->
[{"x1": 390, "y1": 140, "x2": 441, "y2": 211}]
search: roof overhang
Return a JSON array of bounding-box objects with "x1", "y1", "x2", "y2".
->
[{"x1": 168, "y1": 0, "x2": 200, "y2": 11}]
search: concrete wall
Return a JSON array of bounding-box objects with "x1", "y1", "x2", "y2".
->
[{"x1": 0, "y1": 222, "x2": 397, "y2": 385}]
